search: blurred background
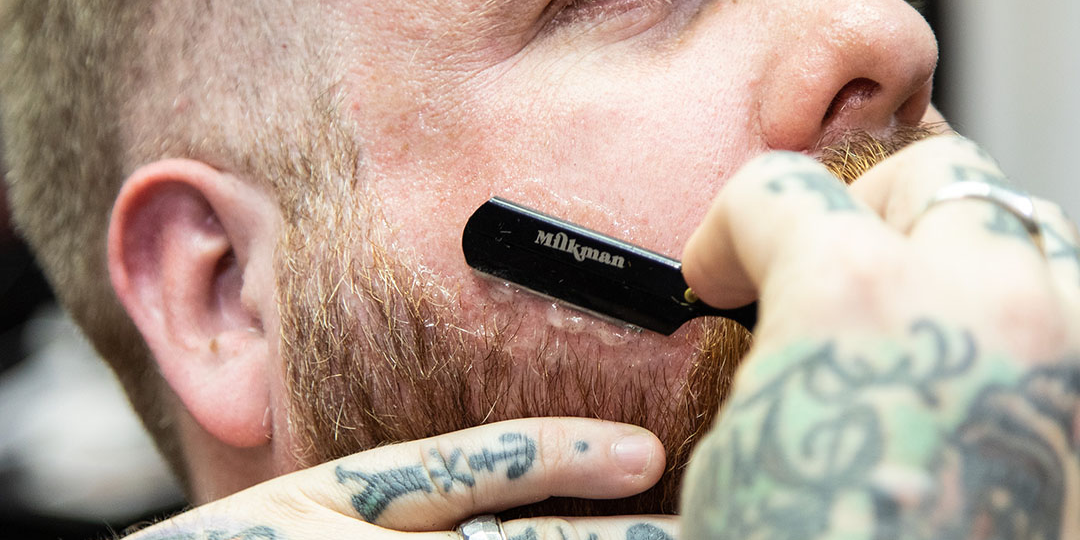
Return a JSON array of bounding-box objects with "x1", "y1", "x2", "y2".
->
[
  {"x1": 935, "y1": 1, "x2": 1080, "y2": 217},
  {"x1": 1, "y1": 1, "x2": 1077, "y2": 538}
]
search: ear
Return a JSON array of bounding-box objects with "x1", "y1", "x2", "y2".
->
[{"x1": 108, "y1": 159, "x2": 279, "y2": 448}]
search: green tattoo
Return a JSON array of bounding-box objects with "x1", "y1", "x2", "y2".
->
[{"x1": 683, "y1": 318, "x2": 1079, "y2": 539}]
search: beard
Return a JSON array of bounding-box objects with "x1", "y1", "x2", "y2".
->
[{"x1": 274, "y1": 123, "x2": 936, "y2": 518}]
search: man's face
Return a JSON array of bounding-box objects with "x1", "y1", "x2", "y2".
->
[
  {"x1": 268, "y1": 0, "x2": 938, "y2": 513},
  {"x1": 317, "y1": 0, "x2": 936, "y2": 341}
]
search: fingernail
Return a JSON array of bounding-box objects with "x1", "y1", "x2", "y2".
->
[{"x1": 612, "y1": 434, "x2": 654, "y2": 475}]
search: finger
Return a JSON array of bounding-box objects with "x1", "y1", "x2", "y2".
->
[
  {"x1": 850, "y1": 136, "x2": 1069, "y2": 357},
  {"x1": 502, "y1": 516, "x2": 678, "y2": 540},
  {"x1": 849, "y1": 135, "x2": 1045, "y2": 257},
  {"x1": 1031, "y1": 198, "x2": 1080, "y2": 355},
  {"x1": 270, "y1": 507, "x2": 457, "y2": 540},
  {"x1": 285, "y1": 508, "x2": 455, "y2": 540},
  {"x1": 848, "y1": 135, "x2": 1000, "y2": 228},
  {"x1": 296, "y1": 418, "x2": 664, "y2": 531},
  {"x1": 1035, "y1": 197, "x2": 1080, "y2": 292},
  {"x1": 682, "y1": 151, "x2": 897, "y2": 317},
  {"x1": 850, "y1": 135, "x2": 1049, "y2": 279},
  {"x1": 116, "y1": 497, "x2": 454, "y2": 540}
]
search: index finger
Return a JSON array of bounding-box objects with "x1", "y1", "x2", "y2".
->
[
  {"x1": 682, "y1": 152, "x2": 896, "y2": 314},
  {"x1": 293, "y1": 417, "x2": 665, "y2": 531}
]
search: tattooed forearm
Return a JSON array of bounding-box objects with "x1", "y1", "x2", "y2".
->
[
  {"x1": 683, "y1": 319, "x2": 1080, "y2": 540},
  {"x1": 336, "y1": 432, "x2": 537, "y2": 522},
  {"x1": 931, "y1": 367, "x2": 1077, "y2": 539}
]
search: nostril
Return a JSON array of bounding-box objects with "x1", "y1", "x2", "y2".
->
[{"x1": 823, "y1": 78, "x2": 882, "y2": 124}]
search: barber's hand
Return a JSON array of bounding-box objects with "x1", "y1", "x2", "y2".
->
[
  {"x1": 124, "y1": 418, "x2": 672, "y2": 540},
  {"x1": 680, "y1": 136, "x2": 1080, "y2": 539}
]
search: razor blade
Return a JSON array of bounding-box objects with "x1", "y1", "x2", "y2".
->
[{"x1": 462, "y1": 197, "x2": 757, "y2": 335}]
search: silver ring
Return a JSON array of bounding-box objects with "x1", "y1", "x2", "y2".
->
[
  {"x1": 916, "y1": 180, "x2": 1044, "y2": 252},
  {"x1": 457, "y1": 515, "x2": 507, "y2": 540}
]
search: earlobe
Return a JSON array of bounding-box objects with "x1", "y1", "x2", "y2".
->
[{"x1": 108, "y1": 159, "x2": 277, "y2": 449}]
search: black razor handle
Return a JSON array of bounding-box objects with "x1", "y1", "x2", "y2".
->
[{"x1": 462, "y1": 197, "x2": 757, "y2": 335}]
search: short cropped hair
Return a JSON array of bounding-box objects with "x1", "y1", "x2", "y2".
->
[
  {"x1": 0, "y1": 1, "x2": 340, "y2": 488},
  {"x1": 0, "y1": 1, "x2": 188, "y2": 478}
]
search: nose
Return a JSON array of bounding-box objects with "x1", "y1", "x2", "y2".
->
[{"x1": 758, "y1": 0, "x2": 939, "y2": 151}]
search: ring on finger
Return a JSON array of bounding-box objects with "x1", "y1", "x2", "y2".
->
[
  {"x1": 913, "y1": 180, "x2": 1044, "y2": 252},
  {"x1": 458, "y1": 515, "x2": 508, "y2": 540}
]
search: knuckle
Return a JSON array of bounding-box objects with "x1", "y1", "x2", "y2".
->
[
  {"x1": 789, "y1": 231, "x2": 902, "y2": 320},
  {"x1": 920, "y1": 135, "x2": 998, "y2": 167},
  {"x1": 257, "y1": 481, "x2": 326, "y2": 523},
  {"x1": 1034, "y1": 198, "x2": 1080, "y2": 245},
  {"x1": 1034, "y1": 198, "x2": 1066, "y2": 224},
  {"x1": 420, "y1": 439, "x2": 476, "y2": 500},
  {"x1": 745, "y1": 150, "x2": 817, "y2": 174},
  {"x1": 1032, "y1": 197, "x2": 1061, "y2": 215},
  {"x1": 535, "y1": 518, "x2": 581, "y2": 540},
  {"x1": 898, "y1": 136, "x2": 1008, "y2": 188},
  {"x1": 417, "y1": 442, "x2": 439, "y2": 488},
  {"x1": 533, "y1": 422, "x2": 564, "y2": 480},
  {"x1": 894, "y1": 134, "x2": 957, "y2": 162},
  {"x1": 987, "y1": 278, "x2": 1068, "y2": 359},
  {"x1": 839, "y1": 238, "x2": 900, "y2": 288},
  {"x1": 735, "y1": 151, "x2": 826, "y2": 193}
]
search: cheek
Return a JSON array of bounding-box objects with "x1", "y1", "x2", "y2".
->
[
  {"x1": 357, "y1": 19, "x2": 771, "y2": 329},
  {"x1": 372, "y1": 70, "x2": 760, "y2": 283}
]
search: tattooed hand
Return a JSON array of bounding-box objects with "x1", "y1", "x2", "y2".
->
[
  {"x1": 122, "y1": 419, "x2": 674, "y2": 540},
  {"x1": 680, "y1": 136, "x2": 1080, "y2": 540}
]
